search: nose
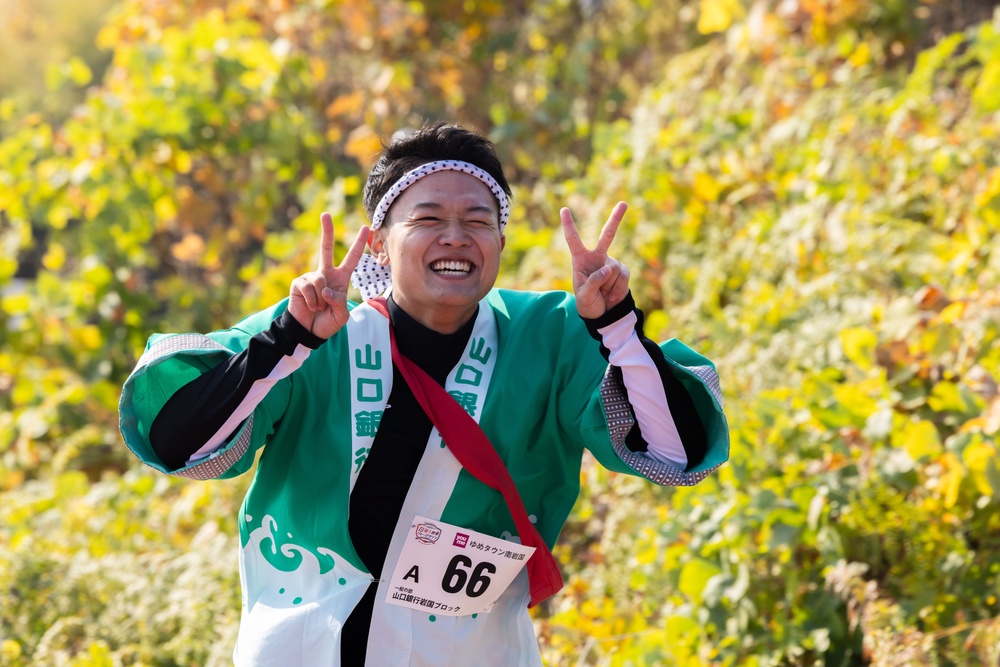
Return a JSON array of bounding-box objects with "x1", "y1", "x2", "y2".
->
[{"x1": 438, "y1": 219, "x2": 471, "y2": 246}]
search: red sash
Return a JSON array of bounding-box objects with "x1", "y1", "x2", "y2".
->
[{"x1": 368, "y1": 298, "x2": 563, "y2": 607}]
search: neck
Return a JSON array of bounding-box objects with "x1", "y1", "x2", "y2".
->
[{"x1": 389, "y1": 298, "x2": 478, "y2": 335}]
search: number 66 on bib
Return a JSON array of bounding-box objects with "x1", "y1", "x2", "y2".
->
[{"x1": 384, "y1": 516, "x2": 537, "y2": 617}]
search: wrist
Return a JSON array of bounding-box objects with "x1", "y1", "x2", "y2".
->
[
  {"x1": 583, "y1": 291, "x2": 635, "y2": 325},
  {"x1": 278, "y1": 308, "x2": 327, "y2": 349}
]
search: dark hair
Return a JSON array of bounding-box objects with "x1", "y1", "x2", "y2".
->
[{"x1": 362, "y1": 123, "x2": 512, "y2": 221}]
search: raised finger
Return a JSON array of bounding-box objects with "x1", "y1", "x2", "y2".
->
[
  {"x1": 318, "y1": 212, "x2": 334, "y2": 271},
  {"x1": 337, "y1": 225, "x2": 371, "y2": 274},
  {"x1": 595, "y1": 201, "x2": 628, "y2": 255},
  {"x1": 560, "y1": 207, "x2": 587, "y2": 255}
]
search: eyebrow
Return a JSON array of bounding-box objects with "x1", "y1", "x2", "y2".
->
[{"x1": 409, "y1": 202, "x2": 497, "y2": 216}]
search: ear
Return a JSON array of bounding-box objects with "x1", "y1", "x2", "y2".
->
[
  {"x1": 370, "y1": 228, "x2": 391, "y2": 266},
  {"x1": 500, "y1": 233, "x2": 506, "y2": 252}
]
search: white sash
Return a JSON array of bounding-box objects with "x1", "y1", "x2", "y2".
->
[
  {"x1": 346, "y1": 301, "x2": 531, "y2": 663},
  {"x1": 346, "y1": 301, "x2": 499, "y2": 492},
  {"x1": 346, "y1": 304, "x2": 394, "y2": 493}
]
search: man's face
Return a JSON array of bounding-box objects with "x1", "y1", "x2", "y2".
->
[{"x1": 370, "y1": 170, "x2": 506, "y2": 333}]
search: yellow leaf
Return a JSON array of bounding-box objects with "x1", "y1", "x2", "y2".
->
[
  {"x1": 154, "y1": 195, "x2": 177, "y2": 221},
  {"x1": 175, "y1": 150, "x2": 193, "y2": 174},
  {"x1": 927, "y1": 381, "x2": 970, "y2": 414},
  {"x1": 56, "y1": 471, "x2": 90, "y2": 500},
  {"x1": 66, "y1": 56, "x2": 93, "y2": 86},
  {"x1": 344, "y1": 126, "x2": 384, "y2": 168},
  {"x1": 840, "y1": 327, "x2": 877, "y2": 370},
  {"x1": 0, "y1": 257, "x2": 17, "y2": 281},
  {"x1": 931, "y1": 149, "x2": 952, "y2": 175},
  {"x1": 644, "y1": 309, "x2": 670, "y2": 341},
  {"x1": 974, "y1": 60, "x2": 1000, "y2": 113},
  {"x1": 848, "y1": 42, "x2": 871, "y2": 68},
  {"x1": 43, "y1": 243, "x2": 66, "y2": 271},
  {"x1": 77, "y1": 325, "x2": 102, "y2": 351},
  {"x1": 528, "y1": 31, "x2": 548, "y2": 51},
  {"x1": 937, "y1": 301, "x2": 966, "y2": 324},
  {"x1": 665, "y1": 615, "x2": 699, "y2": 652},
  {"x1": 900, "y1": 419, "x2": 941, "y2": 461},
  {"x1": 636, "y1": 544, "x2": 657, "y2": 565},
  {"x1": 49, "y1": 207, "x2": 70, "y2": 230},
  {"x1": 963, "y1": 439, "x2": 996, "y2": 496},
  {"x1": 343, "y1": 176, "x2": 362, "y2": 196},
  {"x1": 1, "y1": 293, "x2": 30, "y2": 314},
  {"x1": 325, "y1": 90, "x2": 365, "y2": 118},
  {"x1": 679, "y1": 558, "x2": 721, "y2": 604},
  {"x1": 975, "y1": 167, "x2": 1000, "y2": 208},
  {"x1": 941, "y1": 452, "x2": 963, "y2": 508},
  {"x1": 311, "y1": 56, "x2": 328, "y2": 82},
  {"x1": 2, "y1": 469, "x2": 25, "y2": 492},
  {"x1": 832, "y1": 381, "x2": 878, "y2": 419},
  {"x1": 1, "y1": 640, "x2": 22, "y2": 661},
  {"x1": 698, "y1": 0, "x2": 745, "y2": 34},
  {"x1": 74, "y1": 641, "x2": 114, "y2": 667},
  {"x1": 692, "y1": 172, "x2": 723, "y2": 202}
]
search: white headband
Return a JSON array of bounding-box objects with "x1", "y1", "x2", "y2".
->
[
  {"x1": 351, "y1": 160, "x2": 510, "y2": 301},
  {"x1": 370, "y1": 160, "x2": 510, "y2": 231}
]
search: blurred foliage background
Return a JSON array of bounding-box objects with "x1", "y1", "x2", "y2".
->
[{"x1": 3, "y1": 0, "x2": 1000, "y2": 664}]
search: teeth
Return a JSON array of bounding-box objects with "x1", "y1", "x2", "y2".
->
[{"x1": 431, "y1": 260, "x2": 471, "y2": 273}]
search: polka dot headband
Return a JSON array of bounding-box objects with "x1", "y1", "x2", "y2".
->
[
  {"x1": 370, "y1": 160, "x2": 510, "y2": 231},
  {"x1": 351, "y1": 160, "x2": 510, "y2": 301}
]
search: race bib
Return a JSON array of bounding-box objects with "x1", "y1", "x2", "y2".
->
[{"x1": 384, "y1": 516, "x2": 535, "y2": 617}]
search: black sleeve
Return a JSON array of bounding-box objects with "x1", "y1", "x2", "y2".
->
[
  {"x1": 149, "y1": 309, "x2": 325, "y2": 470},
  {"x1": 583, "y1": 292, "x2": 708, "y2": 470}
]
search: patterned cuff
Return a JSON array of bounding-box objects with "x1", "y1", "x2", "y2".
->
[
  {"x1": 599, "y1": 366, "x2": 722, "y2": 486},
  {"x1": 173, "y1": 414, "x2": 255, "y2": 480}
]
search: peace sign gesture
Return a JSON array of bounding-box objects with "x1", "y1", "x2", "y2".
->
[
  {"x1": 561, "y1": 201, "x2": 631, "y2": 319},
  {"x1": 289, "y1": 212, "x2": 370, "y2": 339}
]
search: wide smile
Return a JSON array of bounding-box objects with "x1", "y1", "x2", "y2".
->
[{"x1": 430, "y1": 259, "x2": 474, "y2": 276}]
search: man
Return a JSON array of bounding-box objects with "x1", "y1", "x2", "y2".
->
[{"x1": 119, "y1": 123, "x2": 729, "y2": 665}]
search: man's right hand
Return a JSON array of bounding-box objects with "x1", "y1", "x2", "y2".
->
[{"x1": 288, "y1": 212, "x2": 370, "y2": 339}]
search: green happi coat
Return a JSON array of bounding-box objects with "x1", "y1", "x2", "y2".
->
[{"x1": 119, "y1": 288, "x2": 729, "y2": 666}]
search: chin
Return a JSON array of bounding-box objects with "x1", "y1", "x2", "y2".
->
[{"x1": 435, "y1": 294, "x2": 482, "y2": 308}]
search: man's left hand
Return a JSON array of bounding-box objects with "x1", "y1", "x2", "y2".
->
[{"x1": 561, "y1": 201, "x2": 631, "y2": 319}]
